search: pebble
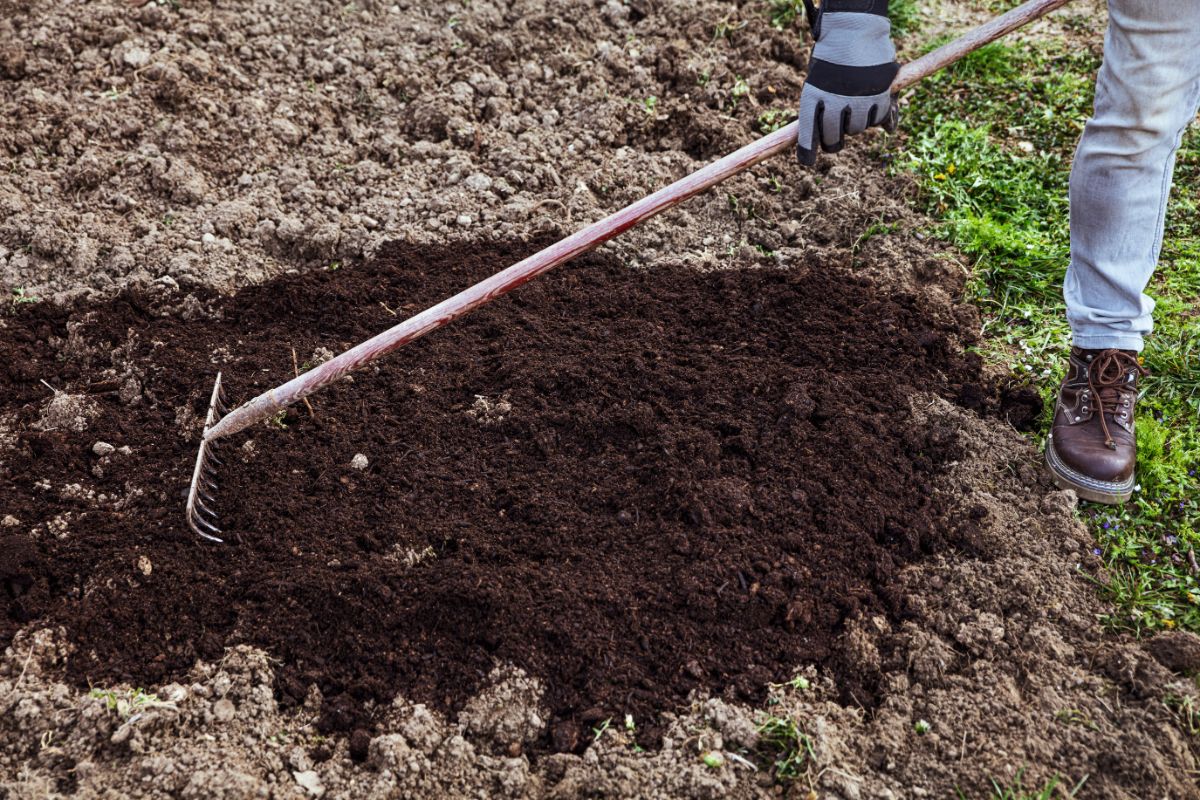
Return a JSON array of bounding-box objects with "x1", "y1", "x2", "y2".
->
[
  {"x1": 350, "y1": 453, "x2": 369, "y2": 470},
  {"x1": 122, "y1": 48, "x2": 151, "y2": 69},
  {"x1": 92, "y1": 441, "x2": 115, "y2": 457},
  {"x1": 456, "y1": 213, "x2": 473, "y2": 227},
  {"x1": 293, "y1": 770, "x2": 325, "y2": 797},
  {"x1": 136, "y1": 555, "x2": 152, "y2": 576},
  {"x1": 1, "y1": 515, "x2": 19, "y2": 527},
  {"x1": 212, "y1": 698, "x2": 236, "y2": 723},
  {"x1": 463, "y1": 173, "x2": 492, "y2": 192}
]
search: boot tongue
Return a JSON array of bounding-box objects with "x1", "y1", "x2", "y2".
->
[{"x1": 1085, "y1": 349, "x2": 1144, "y2": 449}]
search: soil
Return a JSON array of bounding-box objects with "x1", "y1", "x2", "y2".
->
[
  {"x1": 1, "y1": 237, "x2": 986, "y2": 747},
  {"x1": 0, "y1": 0, "x2": 827, "y2": 299},
  {"x1": 3, "y1": 0, "x2": 1199, "y2": 798}
]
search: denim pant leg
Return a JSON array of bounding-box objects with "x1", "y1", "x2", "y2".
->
[{"x1": 1064, "y1": 0, "x2": 1200, "y2": 352}]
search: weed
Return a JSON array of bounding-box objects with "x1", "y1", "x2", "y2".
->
[
  {"x1": 731, "y1": 77, "x2": 752, "y2": 102},
  {"x1": 11, "y1": 287, "x2": 40, "y2": 305},
  {"x1": 714, "y1": 17, "x2": 747, "y2": 40},
  {"x1": 769, "y1": 672, "x2": 811, "y2": 692},
  {"x1": 591, "y1": 717, "x2": 612, "y2": 742},
  {"x1": 757, "y1": 108, "x2": 795, "y2": 134},
  {"x1": 727, "y1": 193, "x2": 759, "y2": 224},
  {"x1": 89, "y1": 687, "x2": 177, "y2": 718},
  {"x1": 964, "y1": 769, "x2": 1088, "y2": 799},
  {"x1": 1164, "y1": 689, "x2": 1200, "y2": 736},
  {"x1": 913, "y1": 719, "x2": 931, "y2": 735},
  {"x1": 756, "y1": 714, "x2": 814, "y2": 782},
  {"x1": 766, "y1": 0, "x2": 805, "y2": 30},
  {"x1": 852, "y1": 220, "x2": 899, "y2": 256},
  {"x1": 269, "y1": 410, "x2": 289, "y2": 429},
  {"x1": 764, "y1": 0, "x2": 918, "y2": 35}
]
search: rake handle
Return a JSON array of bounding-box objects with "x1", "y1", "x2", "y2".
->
[{"x1": 204, "y1": 0, "x2": 1072, "y2": 441}]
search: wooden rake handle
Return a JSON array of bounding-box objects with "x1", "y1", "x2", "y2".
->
[{"x1": 205, "y1": 0, "x2": 1073, "y2": 441}]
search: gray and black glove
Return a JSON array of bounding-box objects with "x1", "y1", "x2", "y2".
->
[{"x1": 796, "y1": 0, "x2": 899, "y2": 166}]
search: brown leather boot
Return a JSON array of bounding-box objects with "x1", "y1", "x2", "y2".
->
[{"x1": 1045, "y1": 347, "x2": 1147, "y2": 504}]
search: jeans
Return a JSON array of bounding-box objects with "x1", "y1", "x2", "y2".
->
[{"x1": 1065, "y1": 0, "x2": 1200, "y2": 352}]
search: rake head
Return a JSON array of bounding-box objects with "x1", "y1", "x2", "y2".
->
[{"x1": 185, "y1": 372, "x2": 227, "y2": 542}]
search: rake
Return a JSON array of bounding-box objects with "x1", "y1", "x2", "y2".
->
[{"x1": 186, "y1": 0, "x2": 1072, "y2": 541}]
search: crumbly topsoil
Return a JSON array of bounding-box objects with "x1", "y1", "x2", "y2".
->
[
  {"x1": 2, "y1": 0, "x2": 1199, "y2": 798},
  {"x1": 2, "y1": 238, "x2": 982, "y2": 745}
]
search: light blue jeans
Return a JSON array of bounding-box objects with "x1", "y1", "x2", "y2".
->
[{"x1": 1065, "y1": 0, "x2": 1200, "y2": 352}]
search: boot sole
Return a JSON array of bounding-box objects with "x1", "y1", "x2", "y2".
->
[{"x1": 1045, "y1": 433, "x2": 1134, "y2": 505}]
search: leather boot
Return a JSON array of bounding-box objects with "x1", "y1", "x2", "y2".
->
[{"x1": 1045, "y1": 347, "x2": 1146, "y2": 504}]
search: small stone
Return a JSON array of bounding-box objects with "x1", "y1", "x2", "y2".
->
[
  {"x1": 293, "y1": 770, "x2": 325, "y2": 797},
  {"x1": 92, "y1": 441, "x2": 116, "y2": 457},
  {"x1": 350, "y1": 453, "x2": 369, "y2": 470},
  {"x1": 136, "y1": 555, "x2": 152, "y2": 576},
  {"x1": 1, "y1": 515, "x2": 18, "y2": 527},
  {"x1": 212, "y1": 698, "x2": 236, "y2": 723},
  {"x1": 463, "y1": 173, "x2": 493, "y2": 193},
  {"x1": 123, "y1": 47, "x2": 151, "y2": 69},
  {"x1": 456, "y1": 213, "x2": 473, "y2": 227}
]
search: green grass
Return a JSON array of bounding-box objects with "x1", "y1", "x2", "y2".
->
[
  {"x1": 958, "y1": 769, "x2": 1087, "y2": 799},
  {"x1": 756, "y1": 714, "x2": 815, "y2": 782},
  {"x1": 896, "y1": 34, "x2": 1200, "y2": 633},
  {"x1": 89, "y1": 687, "x2": 176, "y2": 718},
  {"x1": 766, "y1": 0, "x2": 920, "y2": 36}
]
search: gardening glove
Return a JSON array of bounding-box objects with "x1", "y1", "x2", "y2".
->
[{"x1": 796, "y1": 0, "x2": 900, "y2": 166}]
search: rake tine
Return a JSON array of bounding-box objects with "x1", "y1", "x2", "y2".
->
[{"x1": 185, "y1": 373, "x2": 226, "y2": 543}]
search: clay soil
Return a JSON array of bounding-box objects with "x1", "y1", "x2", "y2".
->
[
  {"x1": 3, "y1": 0, "x2": 1200, "y2": 798},
  {"x1": 2, "y1": 238, "x2": 984, "y2": 748}
]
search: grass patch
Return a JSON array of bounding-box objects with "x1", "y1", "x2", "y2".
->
[
  {"x1": 895, "y1": 31, "x2": 1200, "y2": 632},
  {"x1": 959, "y1": 768, "x2": 1088, "y2": 799},
  {"x1": 765, "y1": 0, "x2": 920, "y2": 36},
  {"x1": 756, "y1": 714, "x2": 815, "y2": 782}
]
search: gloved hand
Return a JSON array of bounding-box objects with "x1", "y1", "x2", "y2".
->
[{"x1": 796, "y1": 0, "x2": 900, "y2": 166}]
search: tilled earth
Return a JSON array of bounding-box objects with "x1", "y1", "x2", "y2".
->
[
  {"x1": 2, "y1": 238, "x2": 991, "y2": 748},
  {"x1": 3, "y1": 0, "x2": 1200, "y2": 798}
]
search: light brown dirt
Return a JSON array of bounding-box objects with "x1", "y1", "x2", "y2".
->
[{"x1": 1, "y1": 0, "x2": 1197, "y2": 798}]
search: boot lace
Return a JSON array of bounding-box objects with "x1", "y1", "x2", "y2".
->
[{"x1": 1086, "y1": 349, "x2": 1146, "y2": 450}]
